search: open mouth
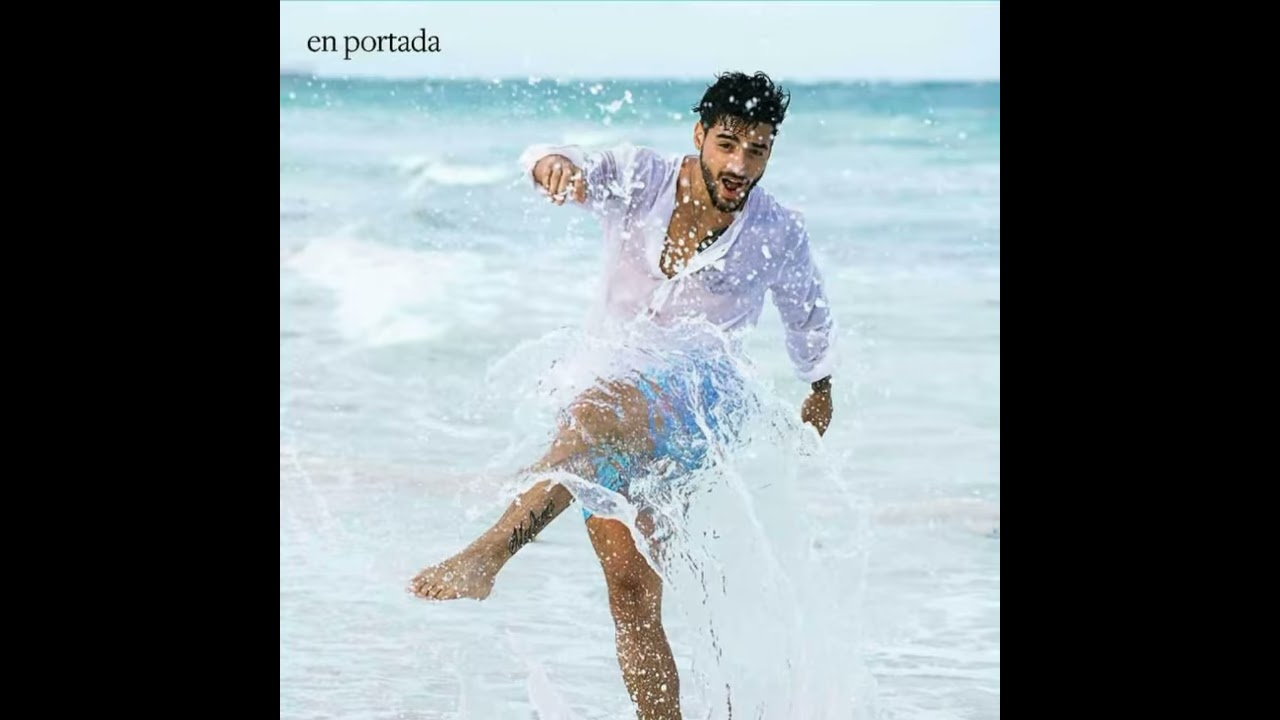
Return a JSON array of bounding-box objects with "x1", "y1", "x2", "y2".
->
[{"x1": 720, "y1": 176, "x2": 747, "y2": 197}]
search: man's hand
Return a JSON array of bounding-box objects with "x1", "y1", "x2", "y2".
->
[
  {"x1": 532, "y1": 154, "x2": 587, "y2": 205},
  {"x1": 801, "y1": 378, "x2": 833, "y2": 436}
]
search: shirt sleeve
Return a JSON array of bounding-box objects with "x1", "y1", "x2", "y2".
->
[
  {"x1": 769, "y1": 212, "x2": 838, "y2": 384},
  {"x1": 517, "y1": 142, "x2": 660, "y2": 217}
]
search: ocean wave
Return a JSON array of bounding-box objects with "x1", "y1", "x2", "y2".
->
[
  {"x1": 397, "y1": 157, "x2": 512, "y2": 187},
  {"x1": 282, "y1": 233, "x2": 494, "y2": 347},
  {"x1": 559, "y1": 130, "x2": 623, "y2": 147}
]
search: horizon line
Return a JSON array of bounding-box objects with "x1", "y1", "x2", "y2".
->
[{"x1": 279, "y1": 69, "x2": 1000, "y2": 85}]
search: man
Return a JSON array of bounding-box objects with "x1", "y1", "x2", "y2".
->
[{"x1": 409, "y1": 71, "x2": 836, "y2": 720}]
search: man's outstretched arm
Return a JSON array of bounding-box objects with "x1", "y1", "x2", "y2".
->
[{"x1": 517, "y1": 143, "x2": 659, "y2": 214}]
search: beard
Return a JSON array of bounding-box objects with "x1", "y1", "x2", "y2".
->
[{"x1": 699, "y1": 154, "x2": 758, "y2": 213}]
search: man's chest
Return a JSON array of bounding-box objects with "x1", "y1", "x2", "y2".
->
[{"x1": 657, "y1": 207, "x2": 729, "y2": 279}]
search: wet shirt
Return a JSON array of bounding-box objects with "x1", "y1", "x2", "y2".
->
[{"x1": 519, "y1": 142, "x2": 837, "y2": 383}]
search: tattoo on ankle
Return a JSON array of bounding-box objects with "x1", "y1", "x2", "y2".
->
[{"x1": 508, "y1": 499, "x2": 556, "y2": 556}]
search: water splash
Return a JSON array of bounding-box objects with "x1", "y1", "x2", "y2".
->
[{"x1": 479, "y1": 318, "x2": 879, "y2": 718}]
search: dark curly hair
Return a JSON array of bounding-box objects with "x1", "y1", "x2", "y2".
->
[{"x1": 692, "y1": 71, "x2": 792, "y2": 137}]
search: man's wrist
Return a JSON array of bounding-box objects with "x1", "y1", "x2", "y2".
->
[{"x1": 811, "y1": 376, "x2": 832, "y2": 394}]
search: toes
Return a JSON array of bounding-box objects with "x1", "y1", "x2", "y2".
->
[{"x1": 409, "y1": 576, "x2": 434, "y2": 598}]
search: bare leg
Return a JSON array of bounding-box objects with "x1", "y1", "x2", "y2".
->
[
  {"x1": 408, "y1": 478, "x2": 575, "y2": 600},
  {"x1": 409, "y1": 379, "x2": 659, "y2": 600},
  {"x1": 589, "y1": 512, "x2": 681, "y2": 720}
]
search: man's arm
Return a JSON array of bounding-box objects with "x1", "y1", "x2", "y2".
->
[
  {"x1": 768, "y1": 214, "x2": 837, "y2": 435},
  {"x1": 517, "y1": 142, "x2": 655, "y2": 214}
]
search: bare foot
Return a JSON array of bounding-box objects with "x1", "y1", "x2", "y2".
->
[{"x1": 408, "y1": 546, "x2": 505, "y2": 600}]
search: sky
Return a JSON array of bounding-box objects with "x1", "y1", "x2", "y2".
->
[{"x1": 279, "y1": 1, "x2": 1000, "y2": 82}]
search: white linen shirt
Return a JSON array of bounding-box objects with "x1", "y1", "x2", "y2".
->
[{"x1": 519, "y1": 142, "x2": 837, "y2": 383}]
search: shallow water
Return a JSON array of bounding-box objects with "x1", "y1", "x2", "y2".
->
[{"x1": 281, "y1": 76, "x2": 999, "y2": 719}]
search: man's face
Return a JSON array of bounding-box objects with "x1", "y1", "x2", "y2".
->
[{"x1": 694, "y1": 117, "x2": 775, "y2": 213}]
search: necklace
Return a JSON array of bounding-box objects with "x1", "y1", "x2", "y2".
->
[
  {"x1": 697, "y1": 225, "x2": 728, "y2": 252},
  {"x1": 665, "y1": 225, "x2": 728, "y2": 254},
  {"x1": 660, "y1": 225, "x2": 727, "y2": 278}
]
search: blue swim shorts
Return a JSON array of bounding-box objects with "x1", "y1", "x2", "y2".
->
[{"x1": 579, "y1": 354, "x2": 747, "y2": 519}]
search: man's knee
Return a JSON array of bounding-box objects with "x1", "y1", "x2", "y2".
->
[
  {"x1": 604, "y1": 563, "x2": 655, "y2": 602},
  {"x1": 606, "y1": 564, "x2": 660, "y2": 622}
]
